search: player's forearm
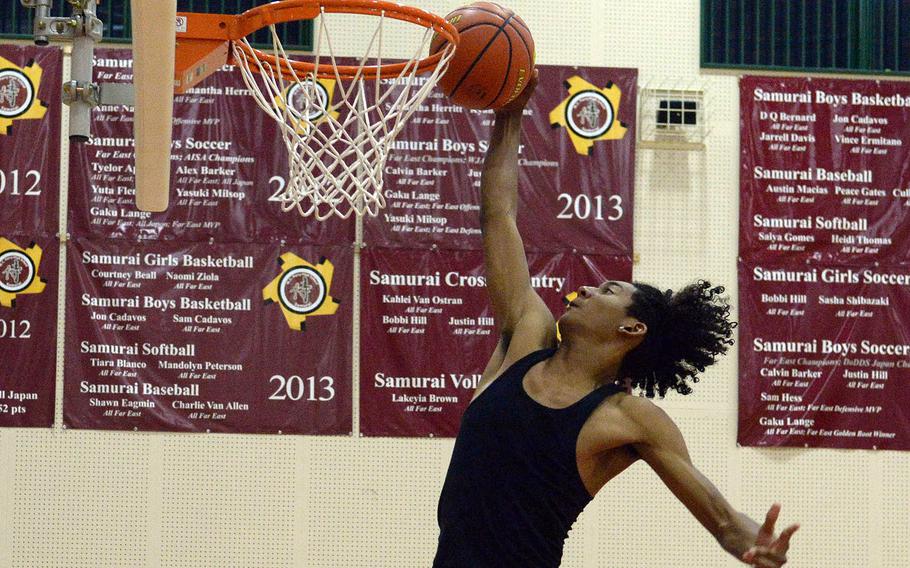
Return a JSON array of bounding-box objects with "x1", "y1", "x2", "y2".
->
[
  {"x1": 480, "y1": 110, "x2": 523, "y2": 223},
  {"x1": 716, "y1": 510, "x2": 761, "y2": 560}
]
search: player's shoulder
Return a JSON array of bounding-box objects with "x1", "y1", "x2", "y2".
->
[
  {"x1": 616, "y1": 393, "x2": 672, "y2": 422},
  {"x1": 581, "y1": 392, "x2": 669, "y2": 451},
  {"x1": 614, "y1": 393, "x2": 678, "y2": 440}
]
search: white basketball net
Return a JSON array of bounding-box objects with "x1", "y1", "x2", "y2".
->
[{"x1": 234, "y1": 8, "x2": 455, "y2": 220}]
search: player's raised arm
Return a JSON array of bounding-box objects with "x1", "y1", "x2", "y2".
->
[{"x1": 480, "y1": 71, "x2": 554, "y2": 354}]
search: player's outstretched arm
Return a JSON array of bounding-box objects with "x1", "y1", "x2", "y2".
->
[
  {"x1": 622, "y1": 397, "x2": 800, "y2": 566},
  {"x1": 480, "y1": 71, "x2": 554, "y2": 359}
]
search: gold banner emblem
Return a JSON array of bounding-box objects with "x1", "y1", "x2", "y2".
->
[
  {"x1": 263, "y1": 253, "x2": 339, "y2": 331},
  {"x1": 0, "y1": 57, "x2": 47, "y2": 135},
  {"x1": 276, "y1": 77, "x2": 339, "y2": 134},
  {"x1": 549, "y1": 76, "x2": 627, "y2": 155},
  {"x1": 0, "y1": 237, "x2": 46, "y2": 308}
]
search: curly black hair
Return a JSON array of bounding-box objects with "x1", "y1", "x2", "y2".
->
[{"x1": 618, "y1": 280, "x2": 736, "y2": 398}]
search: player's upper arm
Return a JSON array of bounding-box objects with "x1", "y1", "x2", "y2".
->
[
  {"x1": 481, "y1": 211, "x2": 554, "y2": 340},
  {"x1": 622, "y1": 397, "x2": 738, "y2": 539}
]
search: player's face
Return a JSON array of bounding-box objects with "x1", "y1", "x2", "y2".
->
[{"x1": 560, "y1": 280, "x2": 642, "y2": 339}]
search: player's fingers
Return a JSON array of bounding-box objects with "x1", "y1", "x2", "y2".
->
[
  {"x1": 759, "y1": 504, "x2": 781, "y2": 537},
  {"x1": 745, "y1": 555, "x2": 785, "y2": 568},
  {"x1": 748, "y1": 546, "x2": 788, "y2": 567},
  {"x1": 773, "y1": 524, "x2": 800, "y2": 553},
  {"x1": 780, "y1": 523, "x2": 800, "y2": 540},
  {"x1": 753, "y1": 559, "x2": 785, "y2": 568}
]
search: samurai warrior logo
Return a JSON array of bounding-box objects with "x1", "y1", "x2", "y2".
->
[
  {"x1": 0, "y1": 57, "x2": 47, "y2": 135},
  {"x1": 0, "y1": 238, "x2": 46, "y2": 308},
  {"x1": 280, "y1": 266, "x2": 327, "y2": 314},
  {"x1": 277, "y1": 77, "x2": 339, "y2": 133},
  {"x1": 264, "y1": 253, "x2": 340, "y2": 331},
  {"x1": 550, "y1": 76, "x2": 628, "y2": 155}
]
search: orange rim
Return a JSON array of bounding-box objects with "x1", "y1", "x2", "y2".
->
[{"x1": 179, "y1": 0, "x2": 459, "y2": 81}]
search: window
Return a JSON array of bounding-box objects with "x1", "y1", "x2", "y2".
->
[
  {"x1": 701, "y1": 0, "x2": 910, "y2": 75},
  {"x1": 1, "y1": 1, "x2": 313, "y2": 50},
  {"x1": 657, "y1": 99, "x2": 699, "y2": 128},
  {"x1": 638, "y1": 87, "x2": 707, "y2": 150}
]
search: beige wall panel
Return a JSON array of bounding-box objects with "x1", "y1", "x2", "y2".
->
[
  {"x1": 0, "y1": 430, "x2": 13, "y2": 568},
  {"x1": 598, "y1": 0, "x2": 700, "y2": 73},
  {"x1": 158, "y1": 435, "x2": 297, "y2": 567},
  {"x1": 741, "y1": 448, "x2": 872, "y2": 566},
  {"x1": 11, "y1": 431, "x2": 151, "y2": 567},
  {"x1": 305, "y1": 437, "x2": 452, "y2": 567},
  {"x1": 881, "y1": 452, "x2": 910, "y2": 567}
]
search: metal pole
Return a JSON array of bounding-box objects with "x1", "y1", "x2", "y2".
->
[
  {"x1": 69, "y1": 45, "x2": 94, "y2": 141},
  {"x1": 67, "y1": 0, "x2": 99, "y2": 142},
  {"x1": 27, "y1": 0, "x2": 53, "y2": 45}
]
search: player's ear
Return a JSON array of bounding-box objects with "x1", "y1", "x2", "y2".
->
[{"x1": 618, "y1": 321, "x2": 647, "y2": 337}]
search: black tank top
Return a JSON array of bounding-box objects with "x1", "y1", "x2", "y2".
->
[{"x1": 434, "y1": 348, "x2": 624, "y2": 568}]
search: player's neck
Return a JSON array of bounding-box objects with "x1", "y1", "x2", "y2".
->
[{"x1": 549, "y1": 339, "x2": 624, "y2": 389}]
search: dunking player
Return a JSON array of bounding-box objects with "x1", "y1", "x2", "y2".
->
[{"x1": 433, "y1": 72, "x2": 799, "y2": 568}]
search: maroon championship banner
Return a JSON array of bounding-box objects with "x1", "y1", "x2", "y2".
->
[
  {"x1": 68, "y1": 49, "x2": 353, "y2": 245},
  {"x1": 0, "y1": 45, "x2": 62, "y2": 427},
  {"x1": 740, "y1": 76, "x2": 910, "y2": 265},
  {"x1": 738, "y1": 261, "x2": 910, "y2": 450},
  {"x1": 740, "y1": 75, "x2": 910, "y2": 449},
  {"x1": 363, "y1": 65, "x2": 636, "y2": 255},
  {"x1": 0, "y1": 235, "x2": 58, "y2": 427},
  {"x1": 360, "y1": 246, "x2": 631, "y2": 437},
  {"x1": 0, "y1": 45, "x2": 61, "y2": 236},
  {"x1": 64, "y1": 238, "x2": 352, "y2": 434}
]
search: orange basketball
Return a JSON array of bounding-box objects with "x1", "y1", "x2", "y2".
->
[{"x1": 430, "y1": 2, "x2": 535, "y2": 110}]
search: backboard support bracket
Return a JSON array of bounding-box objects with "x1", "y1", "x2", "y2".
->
[{"x1": 19, "y1": 0, "x2": 115, "y2": 142}]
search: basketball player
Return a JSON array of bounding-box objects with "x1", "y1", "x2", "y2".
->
[{"x1": 433, "y1": 72, "x2": 799, "y2": 568}]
